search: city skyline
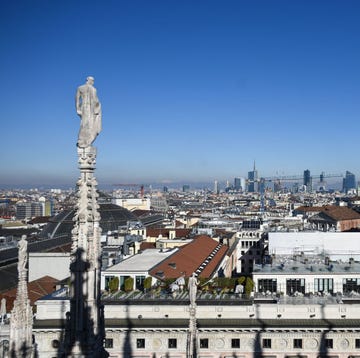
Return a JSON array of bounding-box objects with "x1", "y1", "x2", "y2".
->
[{"x1": 1, "y1": 1, "x2": 359, "y2": 187}]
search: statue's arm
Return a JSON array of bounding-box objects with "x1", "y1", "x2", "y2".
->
[
  {"x1": 75, "y1": 89, "x2": 82, "y2": 116},
  {"x1": 93, "y1": 89, "x2": 101, "y2": 115}
]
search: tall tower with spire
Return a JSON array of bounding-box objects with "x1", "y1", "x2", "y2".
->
[
  {"x1": 247, "y1": 160, "x2": 259, "y2": 192},
  {"x1": 61, "y1": 77, "x2": 108, "y2": 357}
]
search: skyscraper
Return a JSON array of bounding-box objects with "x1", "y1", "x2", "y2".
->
[
  {"x1": 234, "y1": 177, "x2": 246, "y2": 192},
  {"x1": 303, "y1": 169, "x2": 312, "y2": 193},
  {"x1": 343, "y1": 171, "x2": 356, "y2": 193},
  {"x1": 214, "y1": 180, "x2": 219, "y2": 194},
  {"x1": 234, "y1": 177, "x2": 241, "y2": 190},
  {"x1": 247, "y1": 162, "x2": 258, "y2": 192}
]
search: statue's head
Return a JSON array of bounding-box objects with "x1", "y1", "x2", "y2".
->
[{"x1": 86, "y1": 76, "x2": 95, "y2": 85}]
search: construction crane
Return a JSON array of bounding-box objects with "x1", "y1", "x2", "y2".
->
[{"x1": 112, "y1": 184, "x2": 144, "y2": 197}]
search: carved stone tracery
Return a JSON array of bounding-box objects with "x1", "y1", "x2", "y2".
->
[{"x1": 9, "y1": 236, "x2": 33, "y2": 357}]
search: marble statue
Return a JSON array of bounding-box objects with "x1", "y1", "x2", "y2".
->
[
  {"x1": 76, "y1": 76, "x2": 102, "y2": 148},
  {"x1": 0, "y1": 298, "x2": 6, "y2": 324},
  {"x1": 188, "y1": 272, "x2": 199, "y2": 305},
  {"x1": 18, "y1": 235, "x2": 28, "y2": 272}
]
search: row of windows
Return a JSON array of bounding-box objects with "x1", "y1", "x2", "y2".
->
[
  {"x1": 258, "y1": 278, "x2": 360, "y2": 295},
  {"x1": 241, "y1": 250, "x2": 261, "y2": 256},
  {"x1": 104, "y1": 338, "x2": 240, "y2": 349},
  {"x1": 262, "y1": 338, "x2": 334, "y2": 349},
  {"x1": 104, "y1": 275, "x2": 145, "y2": 291},
  {"x1": 241, "y1": 240, "x2": 261, "y2": 248},
  {"x1": 103, "y1": 338, "x2": 360, "y2": 350}
]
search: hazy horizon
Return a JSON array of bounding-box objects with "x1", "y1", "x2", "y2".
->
[{"x1": 0, "y1": 178, "x2": 345, "y2": 192}]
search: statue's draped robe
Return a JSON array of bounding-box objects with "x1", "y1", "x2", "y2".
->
[{"x1": 76, "y1": 83, "x2": 102, "y2": 148}]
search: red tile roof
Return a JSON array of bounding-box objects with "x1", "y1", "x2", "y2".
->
[
  {"x1": 173, "y1": 229, "x2": 192, "y2": 238},
  {"x1": 296, "y1": 205, "x2": 360, "y2": 221},
  {"x1": 147, "y1": 228, "x2": 170, "y2": 238},
  {"x1": 146, "y1": 228, "x2": 192, "y2": 239},
  {"x1": 320, "y1": 206, "x2": 360, "y2": 221},
  {"x1": 0, "y1": 275, "x2": 59, "y2": 313},
  {"x1": 149, "y1": 235, "x2": 228, "y2": 280},
  {"x1": 175, "y1": 220, "x2": 185, "y2": 227},
  {"x1": 295, "y1": 206, "x2": 324, "y2": 213},
  {"x1": 28, "y1": 216, "x2": 51, "y2": 224}
]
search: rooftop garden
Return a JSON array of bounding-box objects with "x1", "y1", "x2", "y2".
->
[{"x1": 102, "y1": 276, "x2": 254, "y2": 302}]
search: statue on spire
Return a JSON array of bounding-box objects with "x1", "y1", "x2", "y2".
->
[{"x1": 76, "y1": 76, "x2": 102, "y2": 148}]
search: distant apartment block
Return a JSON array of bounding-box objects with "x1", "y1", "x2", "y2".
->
[
  {"x1": 113, "y1": 197, "x2": 150, "y2": 211},
  {"x1": 16, "y1": 202, "x2": 43, "y2": 220},
  {"x1": 182, "y1": 184, "x2": 190, "y2": 192}
]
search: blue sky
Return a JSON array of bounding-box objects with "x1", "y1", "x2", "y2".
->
[{"x1": 0, "y1": 0, "x2": 359, "y2": 188}]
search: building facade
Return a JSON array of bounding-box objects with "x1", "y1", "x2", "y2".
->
[
  {"x1": 16, "y1": 202, "x2": 43, "y2": 220},
  {"x1": 33, "y1": 292, "x2": 360, "y2": 358}
]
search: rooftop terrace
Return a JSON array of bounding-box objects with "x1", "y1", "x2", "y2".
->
[
  {"x1": 41, "y1": 286, "x2": 360, "y2": 306},
  {"x1": 253, "y1": 254, "x2": 360, "y2": 275}
]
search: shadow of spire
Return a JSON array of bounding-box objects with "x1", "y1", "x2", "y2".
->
[
  {"x1": 318, "y1": 303, "x2": 333, "y2": 358},
  {"x1": 253, "y1": 304, "x2": 265, "y2": 358},
  {"x1": 62, "y1": 247, "x2": 89, "y2": 354},
  {"x1": 20, "y1": 342, "x2": 28, "y2": 358},
  {"x1": 32, "y1": 334, "x2": 39, "y2": 358},
  {"x1": 55, "y1": 299, "x2": 67, "y2": 357},
  {"x1": 58, "y1": 248, "x2": 108, "y2": 357},
  {"x1": 9, "y1": 339, "x2": 34, "y2": 358},
  {"x1": 122, "y1": 300, "x2": 133, "y2": 357},
  {"x1": 10, "y1": 342, "x2": 16, "y2": 358}
]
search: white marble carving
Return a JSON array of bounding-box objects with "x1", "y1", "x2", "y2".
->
[
  {"x1": 76, "y1": 76, "x2": 102, "y2": 148},
  {"x1": 9, "y1": 236, "x2": 33, "y2": 357}
]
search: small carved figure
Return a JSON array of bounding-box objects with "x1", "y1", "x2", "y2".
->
[
  {"x1": 75, "y1": 76, "x2": 102, "y2": 148},
  {"x1": 18, "y1": 235, "x2": 27, "y2": 272},
  {"x1": 188, "y1": 272, "x2": 199, "y2": 305}
]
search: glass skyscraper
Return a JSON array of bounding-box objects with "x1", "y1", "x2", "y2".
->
[
  {"x1": 343, "y1": 171, "x2": 356, "y2": 193},
  {"x1": 248, "y1": 165, "x2": 258, "y2": 193}
]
